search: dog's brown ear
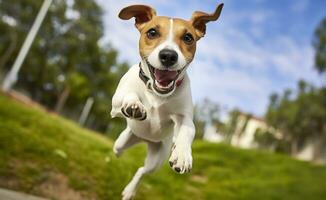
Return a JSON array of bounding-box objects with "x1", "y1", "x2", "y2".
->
[
  {"x1": 190, "y1": 3, "x2": 224, "y2": 39},
  {"x1": 119, "y1": 5, "x2": 156, "y2": 31}
]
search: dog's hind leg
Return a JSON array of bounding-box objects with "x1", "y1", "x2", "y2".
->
[
  {"x1": 122, "y1": 141, "x2": 170, "y2": 200},
  {"x1": 113, "y1": 126, "x2": 142, "y2": 157}
]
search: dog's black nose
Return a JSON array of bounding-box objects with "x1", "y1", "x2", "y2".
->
[{"x1": 159, "y1": 49, "x2": 178, "y2": 67}]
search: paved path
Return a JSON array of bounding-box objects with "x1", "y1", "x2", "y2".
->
[{"x1": 0, "y1": 188, "x2": 48, "y2": 200}]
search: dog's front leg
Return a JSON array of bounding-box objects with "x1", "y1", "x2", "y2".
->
[
  {"x1": 111, "y1": 92, "x2": 147, "y2": 121},
  {"x1": 169, "y1": 115, "x2": 195, "y2": 174}
]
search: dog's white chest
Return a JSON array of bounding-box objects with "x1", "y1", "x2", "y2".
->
[{"x1": 128, "y1": 101, "x2": 174, "y2": 142}]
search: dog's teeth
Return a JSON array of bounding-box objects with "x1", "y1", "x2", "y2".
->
[{"x1": 155, "y1": 80, "x2": 174, "y2": 90}]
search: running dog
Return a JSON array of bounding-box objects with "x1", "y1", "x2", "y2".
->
[{"x1": 111, "y1": 3, "x2": 223, "y2": 200}]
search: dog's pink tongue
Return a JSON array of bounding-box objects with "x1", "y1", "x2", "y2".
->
[{"x1": 154, "y1": 69, "x2": 178, "y2": 86}]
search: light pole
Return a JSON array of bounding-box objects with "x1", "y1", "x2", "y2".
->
[
  {"x1": 79, "y1": 97, "x2": 94, "y2": 126},
  {"x1": 2, "y1": 0, "x2": 53, "y2": 91}
]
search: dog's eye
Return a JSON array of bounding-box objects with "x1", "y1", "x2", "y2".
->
[
  {"x1": 146, "y1": 28, "x2": 159, "y2": 39},
  {"x1": 182, "y1": 33, "x2": 194, "y2": 44}
]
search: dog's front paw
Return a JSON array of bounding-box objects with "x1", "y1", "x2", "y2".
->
[
  {"x1": 113, "y1": 143, "x2": 122, "y2": 157},
  {"x1": 121, "y1": 101, "x2": 146, "y2": 121},
  {"x1": 169, "y1": 144, "x2": 192, "y2": 174}
]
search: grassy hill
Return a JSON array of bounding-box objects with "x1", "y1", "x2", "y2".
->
[{"x1": 0, "y1": 92, "x2": 326, "y2": 200}]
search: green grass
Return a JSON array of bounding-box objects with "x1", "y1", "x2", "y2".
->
[{"x1": 0, "y1": 92, "x2": 326, "y2": 200}]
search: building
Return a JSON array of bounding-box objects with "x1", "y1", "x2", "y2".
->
[
  {"x1": 203, "y1": 123, "x2": 224, "y2": 143},
  {"x1": 203, "y1": 112, "x2": 325, "y2": 163}
]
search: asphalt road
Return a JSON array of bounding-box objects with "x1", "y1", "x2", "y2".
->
[{"x1": 0, "y1": 188, "x2": 48, "y2": 200}]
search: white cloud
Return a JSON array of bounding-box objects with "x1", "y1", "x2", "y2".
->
[
  {"x1": 188, "y1": 58, "x2": 271, "y2": 115},
  {"x1": 96, "y1": 0, "x2": 139, "y2": 63}
]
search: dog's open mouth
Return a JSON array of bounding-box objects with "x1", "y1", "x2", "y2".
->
[{"x1": 146, "y1": 60, "x2": 181, "y2": 94}]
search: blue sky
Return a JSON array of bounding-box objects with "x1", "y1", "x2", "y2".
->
[{"x1": 97, "y1": 0, "x2": 326, "y2": 117}]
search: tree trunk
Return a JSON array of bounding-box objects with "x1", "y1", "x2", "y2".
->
[
  {"x1": 0, "y1": 33, "x2": 17, "y2": 70},
  {"x1": 55, "y1": 87, "x2": 70, "y2": 113},
  {"x1": 312, "y1": 136, "x2": 322, "y2": 162},
  {"x1": 291, "y1": 139, "x2": 298, "y2": 156}
]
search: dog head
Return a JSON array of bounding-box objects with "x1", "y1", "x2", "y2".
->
[{"x1": 119, "y1": 4, "x2": 223, "y2": 97}]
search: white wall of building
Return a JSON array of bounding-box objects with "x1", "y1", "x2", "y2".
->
[{"x1": 203, "y1": 124, "x2": 224, "y2": 143}]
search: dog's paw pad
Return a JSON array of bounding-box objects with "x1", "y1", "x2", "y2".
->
[
  {"x1": 169, "y1": 161, "x2": 174, "y2": 167},
  {"x1": 174, "y1": 167, "x2": 181, "y2": 173},
  {"x1": 121, "y1": 102, "x2": 146, "y2": 121},
  {"x1": 169, "y1": 145, "x2": 192, "y2": 174}
]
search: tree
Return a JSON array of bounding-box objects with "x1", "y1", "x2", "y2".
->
[
  {"x1": 0, "y1": 0, "x2": 128, "y2": 134},
  {"x1": 219, "y1": 109, "x2": 252, "y2": 145},
  {"x1": 265, "y1": 81, "x2": 326, "y2": 158},
  {"x1": 313, "y1": 18, "x2": 326, "y2": 74},
  {"x1": 254, "y1": 128, "x2": 277, "y2": 149},
  {"x1": 219, "y1": 109, "x2": 240, "y2": 143},
  {"x1": 194, "y1": 98, "x2": 221, "y2": 139}
]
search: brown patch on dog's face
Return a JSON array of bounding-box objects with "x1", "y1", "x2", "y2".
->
[
  {"x1": 138, "y1": 16, "x2": 170, "y2": 59},
  {"x1": 172, "y1": 18, "x2": 197, "y2": 63}
]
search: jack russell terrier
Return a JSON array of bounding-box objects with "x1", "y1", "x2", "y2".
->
[{"x1": 111, "y1": 3, "x2": 223, "y2": 200}]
